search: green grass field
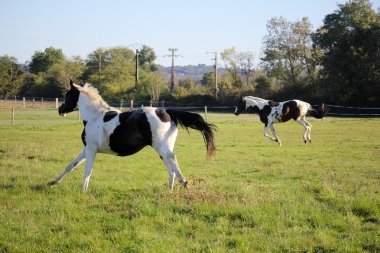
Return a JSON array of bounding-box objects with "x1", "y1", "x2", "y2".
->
[{"x1": 0, "y1": 109, "x2": 379, "y2": 252}]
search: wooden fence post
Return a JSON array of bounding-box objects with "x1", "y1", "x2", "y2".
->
[
  {"x1": 11, "y1": 107, "x2": 14, "y2": 125},
  {"x1": 322, "y1": 103, "x2": 324, "y2": 121},
  {"x1": 56, "y1": 98, "x2": 58, "y2": 109},
  {"x1": 131, "y1": 100, "x2": 133, "y2": 109},
  {"x1": 23, "y1": 97, "x2": 25, "y2": 108},
  {"x1": 205, "y1": 106, "x2": 208, "y2": 122}
]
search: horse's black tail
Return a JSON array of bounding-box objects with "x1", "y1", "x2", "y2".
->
[
  {"x1": 308, "y1": 104, "x2": 331, "y2": 119},
  {"x1": 166, "y1": 109, "x2": 217, "y2": 157}
]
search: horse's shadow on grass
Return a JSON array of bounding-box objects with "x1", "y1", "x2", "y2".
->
[
  {"x1": 1, "y1": 184, "x2": 15, "y2": 190},
  {"x1": 1, "y1": 183, "x2": 48, "y2": 192},
  {"x1": 29, "y1": 184, "x2": 48, "y2": 192}
]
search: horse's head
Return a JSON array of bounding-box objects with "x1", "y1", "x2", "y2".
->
[
  {"x1": 235, "y1": 96, "x2": 247, "y2": 116},
  {"x1": 59, "y1": 79, "x2": 81, "y2": 117},
  {"x1": 234, "y1": 96, "x2": 246, "y2": 116}
]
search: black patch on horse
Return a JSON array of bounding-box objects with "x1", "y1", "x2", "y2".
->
[
  {"x1": 282, "y1": 101, "x2": 300, "y2": 122},
  {"x1": 155, "y1": 108, "x2": 171, "y2": 123},
  {"x1": 256, "y1": 105, "x2": 271, "y2": 126},
  {"x1": 109, "y1": 109, "x2": 152, "y2": 156},
  {"x1": 81, "y1": 120, "x2": 87, "y2": 146},
  {"x1": 103, "y1": 111, "x2": 118, "y2": 122}
]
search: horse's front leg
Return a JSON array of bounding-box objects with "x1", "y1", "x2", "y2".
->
[
  {"x1": 82, "y1": 146, "x2": 97, "y2": 191},
  {"x1": 269, "y1": 124, "x2": 282, "y2": 146},
  {"x1": 48, "y1": 148, "x2": 86, "y2": 186},
  {"x1": 263, "y1": 124, "x2": 280, "y2": 145}
]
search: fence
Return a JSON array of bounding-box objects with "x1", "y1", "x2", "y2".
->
[
  {"x1": 1, "y1": 98, "x2": 380, "y2": 125},
  {"x1": 322, "y1": 104, "x2": 380, "y2": 117}
]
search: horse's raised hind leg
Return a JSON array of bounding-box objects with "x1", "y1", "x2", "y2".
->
[
  {"x1": 296, "y1": 119, "x2": 312, "y2": 144},
  {"x1": 158, "y1": 147, "x2": 188, "y2": 190},
  {"x1": 161, "y1": 150, "x2": 188, "y2": 190},
  {"x1": 161, "y1": 125, "x2": 188, "y2": 190},
  {"x1": 263, "y1": 124, "x2": 281, "y2": 146},
  {"x1": 269, "y1": 123, "x2": 282, "y2": 146},
  {"x1": 48, "y1": 148, "x2": 86, "y2": 186},
  {"x1": 307, "y1": 123, "x2": 312, "y2": 143}
]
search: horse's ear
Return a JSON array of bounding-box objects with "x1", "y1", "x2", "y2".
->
[{"x1": 69, "y1": 79, "x2": 81, "y2": 90}]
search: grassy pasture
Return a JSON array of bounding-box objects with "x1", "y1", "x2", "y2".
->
[{"x1": 0, "y1": 108, "x2": 379, "y2": 252}]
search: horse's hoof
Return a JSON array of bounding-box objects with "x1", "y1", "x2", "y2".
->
[
  {"x1": 47, "y1": 181, "x2": 57, "y2": 186},
  {"x1": 182, "y1": 181, "x2": 190, "y2": 191}
]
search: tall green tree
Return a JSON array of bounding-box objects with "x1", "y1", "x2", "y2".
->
[
  {"x1": 44, "y1": 56, "x2": 86, "y2": 96},
  {"x1": 200, "y1": 71, "x2": 222, "y2": 94},
  {"x1": 146, "y1": 71, "x2": 169, "y2": 106},
  {"x1": 174, "y1": 77, "x2": 200, "y2": 97},
  {"x1": 0, "y1": 56, "x2": 24, "y2": 98},
  {"x1": 20, "y1": 54, "x2": 85, "y2": 97},
  {"x1": 237, "y1": 51, "x2": 255, "y2": 88},
  {"x1": 139, "y1": 45, "x2": 158, "y2": 71},
  {"x1": 254, "y1": 75, "x2": 273, "y2": 98},
  {"x1": 86, "y1": 47, "x2": 136, "y2": 99},
  {"x1": 312, "y1": 0, "x2": 380, "y2": 106},
  {"x1": 261, "y1": 16, "x2": 317, "y2": 94},
  {"x1": 221, "y1": 47, "x2": 243, "y2": 89},
  {"x1": 29, "y1": 47, "x2": 65, "y2": 74}
]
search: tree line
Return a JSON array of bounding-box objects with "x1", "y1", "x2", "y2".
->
[{"x1": 1, "y1": 0, "x2": 379, "y2": 107}]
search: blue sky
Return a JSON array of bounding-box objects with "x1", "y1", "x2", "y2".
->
[{"x1": 1, "y1": 0, "x2": 379, "y2": 67}]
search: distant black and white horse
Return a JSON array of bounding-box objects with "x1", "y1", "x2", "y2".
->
[
  {"x1": 234, "y1": 96, "x2": 330, "y2": 146},
  {"x1": 48, "y1": 80, "x2": 216, "y2": 191}
]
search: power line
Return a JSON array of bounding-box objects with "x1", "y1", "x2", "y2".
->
[{"x1": 0, "y1": 33, "x2": 97, "y2": 46}]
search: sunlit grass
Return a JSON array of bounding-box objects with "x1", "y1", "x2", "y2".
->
[{"x1": 0, "y1": 113, "x2": 379, "y2": 252}]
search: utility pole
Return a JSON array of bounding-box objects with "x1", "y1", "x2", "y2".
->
[
  {"x1": 165, "y1": 48, "x2": 182, "y2": 92},
  {"x1": 127, "y1": 43, "x2": 144, "y2": 89},
  {"x1": 207, "y1": 52, "x2": 219, "y2": 99},
  {"x1": 135, "y1": 49, "x2": 139, "y2": 88},
  {"x1": 98, "y1": 52, "x2": 101, "y2": 86}
]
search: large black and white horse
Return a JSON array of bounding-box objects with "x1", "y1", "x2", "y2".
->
[
  {"x1": 48, "y1": 80, "x2": 216, "y2": 191},
  {"x1": 234, "y1": 96, "x2": 330, "y2": 146}
]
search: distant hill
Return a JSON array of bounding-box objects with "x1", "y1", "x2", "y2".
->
[{"x1": 158, "y1": 64, "x2": 224, "y2": 80}]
